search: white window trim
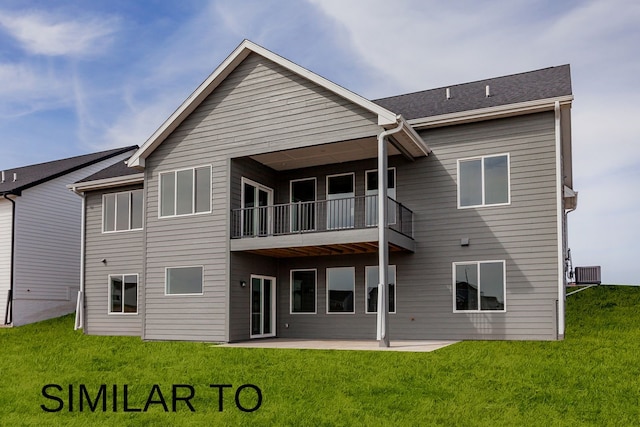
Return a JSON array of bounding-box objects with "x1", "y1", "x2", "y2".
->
[
  {"x1": 452, "y1": 260, "x2": 507, "y2": 313},
  {"x1": 326, "y1": 172, "x2": 356, "y2": 231},
  {"x1": 364, "y1": 167, "x2": 396, "y2": 193},
  {"x1": 326, "y1": 172, "x2": 356, "y2": 198},
  {"x1": 107, "y1": 273, "x2": 139, "y2": 315},
  {"x1": 457, "y1": 153, "x2": 511, "y2": 209},
  {"x1": 249, "y1": 274, "x2": 277, "y2": 339},
  {"x1": 102, "y1": 190, "x2": 144, "y2": 233},
  {"x1": 364, "y1": 265, "x2": 397, "y2": 315},
  {"x1": 289, "y1": 269, "x2": 317, "y2": 314},
  {"x1": 365, "y1": 167, "x2": 397, "y2": 226},
  {"x1": 158, "y1": 165, "x2": 212, "y2": 218},
  {"x1": 240, "y1": 176, "x2": 274, "y2": 236},
  {"x1": 326, "y1": 266, "x2": 356, "y2": 314},
  {"x1": 289, "y1": 177, "x2": 317, "y2": 232},
  {"x1": 164, "y1": 266, "x2": 205, "y2": 296}
]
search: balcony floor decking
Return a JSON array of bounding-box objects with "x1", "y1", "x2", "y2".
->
[{"x1": 230, "y1": 227, "x2": 415, "y2": 257}]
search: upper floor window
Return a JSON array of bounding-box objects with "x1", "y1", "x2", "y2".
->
[
  {"x1": 458, "y1": 154, "x2": 510, "y2": 208},
  {"x1": 103, "y1": 190, "x2": 143, "y2": 232},
  {"x1": 159, "y1": 166, "x2": 211, "y2": 217},
  {"x1": 453, "y1": 261, "x2": 505, "y2": 312}
]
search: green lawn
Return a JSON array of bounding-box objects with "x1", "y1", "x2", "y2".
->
[{"x1": 1, "y1": 285, "x2": 640, "y2": 426}]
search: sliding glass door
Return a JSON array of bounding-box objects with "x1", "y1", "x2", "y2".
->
[
  {"x1": 326, "y1": 173, "x2": 354, "y2": 230},
  {"x1": 250, "y1": 275, "x2": 276, "y2": 338},
  {"x1": 242, "y1": 178, "x2": 273, "y2": 237},
  {"x1": 290, "y1": 178, "x2": 316, "y2": 232},
  {"x1": 365, "y1": 168, "x2": 396, "y2": 226}
]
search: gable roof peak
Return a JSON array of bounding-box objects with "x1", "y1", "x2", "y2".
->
[{"x1": 127, "y1": 39, "x2": 398, "y2": 168}]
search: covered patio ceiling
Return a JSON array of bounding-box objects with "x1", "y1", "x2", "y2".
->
[{"x1": 250, "y1": 136, "x2": 407, "y2": 171}]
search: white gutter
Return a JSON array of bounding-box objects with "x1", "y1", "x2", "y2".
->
[
  {"x1": 554, "y1": 101, "x2": 565, "y2": 339},
  {"x1": 377, "y1": 116, "x2": 405, "y2": 347},
  {"x1": 66, "y1": 173, "x2": 144, "y2": 193},
  {"x1": 409, "y1": 95, "x2": 574, "y2": 129},
  {"x1": 69, "y1": 186, "x2": 85, "y2": 331}
]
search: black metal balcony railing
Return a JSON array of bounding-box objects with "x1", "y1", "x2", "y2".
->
[{"x1": 231, "y1": 195, "x2": 413, "y2": 239}]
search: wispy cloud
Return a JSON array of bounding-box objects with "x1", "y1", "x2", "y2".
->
[
  {"x1": 307, "y1": 0, "x2": 640, "y2": 283},
  {"x1": 0, "y1": 62, "x2": 72, "y2": 118},
  {"x1": 0, "y1": 9, "x2": 119, "y2": 57}
]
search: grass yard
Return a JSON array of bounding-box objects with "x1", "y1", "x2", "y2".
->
[{"x1": 1, "y1": 285, "x2": 640, "y2": 426}]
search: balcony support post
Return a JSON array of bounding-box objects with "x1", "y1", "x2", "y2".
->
[{"x1": 377, "y1": 117, "x2": 404, "y2": 347}]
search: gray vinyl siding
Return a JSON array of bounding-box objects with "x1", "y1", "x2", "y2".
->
[
  {"x1": 401, "y1": 111, "x2": 559, "y2": 340},
  {"x1": 10, "y1": 152, "x2": 133, "y2": 326},
  {"x1": 83, "y1": 185, "x2": 143, "y2": 336},
  {"x1": 143, "y1": 53, "x2": 381, "y2": 341},
  {"x1": 266, "y1": 112, "x2": 560, "y2": 341},
  {"x1": 229, "y1": 252, "x2": 277, "y2": 341},
  {"x1": 230, "y1": 157, "x2": 278, "y2": 210}
]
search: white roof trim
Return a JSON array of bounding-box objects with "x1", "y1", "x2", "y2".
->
[
  {"x1": 397, "y1": 115, "x2": 432, "y2": 155},
  {"x1": 67, "y1": 173, "x2": 144, "y2": 192},
  {"x1": 408, "y1": 95, "x2": 574, "y2": 129},
  {"x1": 127, "y1": 40, "x2": 398, "y2": 168}
]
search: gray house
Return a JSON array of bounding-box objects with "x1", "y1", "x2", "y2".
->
[
  {"x1": 72, "y1": 40, "x2": 577, "y2": 342},
  {"x1": 0, "y1": 146, "x2": 137, "y2": 326}
]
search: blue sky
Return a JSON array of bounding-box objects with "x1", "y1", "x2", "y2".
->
[{"x1": 0, "y1": 0, "x2": 638, "y2": 284}]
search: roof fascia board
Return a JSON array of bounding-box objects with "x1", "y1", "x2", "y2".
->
[
  {"x1": 67, "y1": 173, "x2": 145, "y2": 192},
  {"x1": 408, "y1": 95, "x2": 574, "y2": 129},
  {"x1": 128, "y1": 40, "x2": 398, "y2": 168},
  {"x1": 397, "y1": 115, "x2": 432, "y2": 155}
]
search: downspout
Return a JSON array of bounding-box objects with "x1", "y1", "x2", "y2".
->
[
  {"x1": 377, "y1": 116, "x2": 405, "y2": 347},
  {"x1": 554, "y1": 101, "x2": 565, "y2": 339},
  {"x1": 69, "y1": 187, "x2": 85, "y2": 331},
  {"x1": 3, "y1": 193, "x2": 15, "y2": 325}
]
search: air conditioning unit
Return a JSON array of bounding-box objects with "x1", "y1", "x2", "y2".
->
[{"x1": 575, "y1": 266, "x2": 601, "y2": 285}]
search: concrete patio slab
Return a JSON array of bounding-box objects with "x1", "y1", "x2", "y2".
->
[{"x1": 218, "y1": 338, "x2": 459, "y2": 352}]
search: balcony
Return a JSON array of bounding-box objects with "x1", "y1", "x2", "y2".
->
[{"x1": 230, "y1": 195, "x2": 415, "y2": 257}]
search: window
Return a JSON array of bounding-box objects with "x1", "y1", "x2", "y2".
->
[
  {"x1": 159, "y1": 166, "x2": 211, "y2": 217},
  {"x1": 290, "y1": 269, "x2": 316, "y2": 314},
  {"x1": 241, "y1": 178, "x2": 274, "y2": 236},
  {"x1": 109, "y1": 274, "x2": 138, "y2": 314},
  {"x1": 290, "y1": 178, "x2": 316, "y2": 232},
  {"x1": 365, "y1": 168, "x2": 396, "y2": 226},
  {"x1": 166, "y1": 266, "x2": 203, "y2": 295},
  {"x1": 103, "y1": 190, "x2": 143, "y2": 232},
  {"x1": 453, "y1": 261, "x2": 505, "y2": 312},
  {"x1": 326, "y1": 267, "x2": 355, "y2": 313},
  {"x1": 326, "y1": 173, "x2": 354, "y2": 229},
  {"x1": 458, "y1": 154, "x2": 509, "y2": 208},
  {"x1": 365, "y1": 265, "x2": 396, "y2": 314}
]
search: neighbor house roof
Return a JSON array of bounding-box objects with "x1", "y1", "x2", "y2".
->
[
  {"x1": 0, "y1": 146, "x2": 138, "y2": 196},
  {"x1": 375, "y1": 65, "x2": 573, "y2": 128},
  {"x1": 70, "y1": 158, "x2": 144, "y2": 192}
]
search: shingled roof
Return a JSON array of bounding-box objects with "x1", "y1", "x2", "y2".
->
[
  {"x1": 374, "y1": 65, "x2": 572, "y2": 121},
  {"x1": 77, "y1": 159, "x2": 141, "y2": 183},
  {"x1": 0, "y1": 146, "x2": 137, "y2": 195}
]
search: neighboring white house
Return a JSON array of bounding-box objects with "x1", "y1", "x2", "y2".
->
[{"x1": 0, "y1": 146, "x2": 137, "y2": 326}]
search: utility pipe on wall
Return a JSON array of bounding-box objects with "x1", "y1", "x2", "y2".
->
[
  {"x1": 2, "y1": 193, "x2": 15, "y2": 325},
  {"x1": 377, "y1": 117, "x2": 405, "y2": 347},
  {"x1": 70, "y1": 187, "x2": 86, "y2": 330}
]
